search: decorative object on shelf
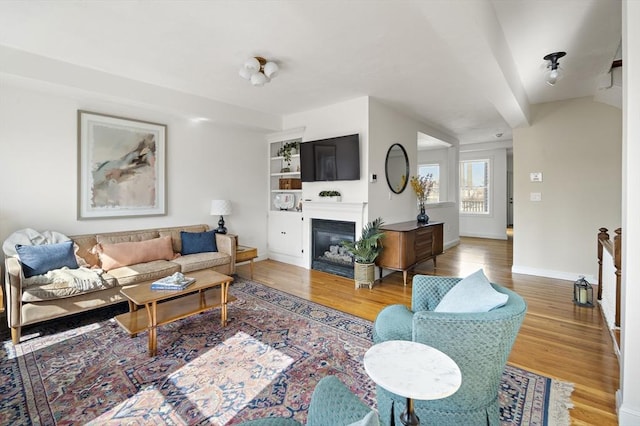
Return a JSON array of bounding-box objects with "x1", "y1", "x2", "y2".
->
[
  {"x1": 573, "y1": 276, "x2": 594, "y2": 307},
  {"x1": 319, "y1": 190, "x2": 341, "y2": 202},
  {"x1": 210, "y1": 199, "x2": 232, "y2": 234},
  {"x1": 238, "y1": 56, "x2": 279, "y2": 87},
  {"x1": 77, "y1": 110, "x2": 167, "y2": 219},
  {"x1": 279, "y1": 178, "x2": 301, "y2": 190},
  {"x1": 342, "y1": 217, "x2": 385, "y2": 289},
  {"x1": 277, "y1": 141, "x2": 299, "y2": 170},
  {"x1": 543, "y1": 51, "x2": 566, "y2": 86},
  {"x1": 410, "y1": 174, "x2": 434, "y2": 223},
  {"x1": 274, "y1": 193, "x2": 295, "y2": 210}
]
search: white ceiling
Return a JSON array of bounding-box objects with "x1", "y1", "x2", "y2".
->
[{"x1": 0, "y1": 0, "x2": 622, "y2": 144}]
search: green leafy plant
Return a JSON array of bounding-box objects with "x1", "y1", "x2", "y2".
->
[
  {"x1": 277, "y1": 141, "x2": 300, "y2": 166},
  {"x1": 319, "y1": 190, "x2": 341, "y2": 197},
  {"x1": 341, "y1": 217, "x2": 385, "y2": 264}
]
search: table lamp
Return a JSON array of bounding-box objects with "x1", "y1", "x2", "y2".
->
[{"x1": 211, "y1": 200, "x2": 232, "y2": 234}]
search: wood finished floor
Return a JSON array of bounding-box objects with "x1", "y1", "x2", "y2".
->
[{"x1": 236, "y1": 234, "x2": 619, "y2": 426}]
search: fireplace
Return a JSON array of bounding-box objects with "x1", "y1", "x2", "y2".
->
[{"x1": 311, "y1": 219, "x2": 355, "y2": 278}]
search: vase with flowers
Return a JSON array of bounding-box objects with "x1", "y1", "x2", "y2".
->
[{"x1": 410, "y1": 174, "x2": 434, "y2": 223}]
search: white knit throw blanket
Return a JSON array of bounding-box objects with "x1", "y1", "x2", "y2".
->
[{"x1": 23, "y1": 266, "x2": 106, "y2": 290}]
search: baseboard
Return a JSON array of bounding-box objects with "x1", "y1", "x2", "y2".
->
[
  {"x1": 460, "y1": 232, "x2": 508, "y2": 240},
  {"x1": 267, "y1": 252, "x2": 306, "y2": 268},
  {"x1": 444, "y1": 238, "x2": 460, "y2": 251},
  {"x1": 618, "y1": 401, "x2": 640, "y2": 425},
  {"x1": 511, "y1": 265, "x2": 596, "y2": 284}
]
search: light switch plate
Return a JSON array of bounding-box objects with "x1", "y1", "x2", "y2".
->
[
  {"x1": 530, "y1": 192, "x2": 542, "y2": 201},
  {"x1": 530, "y1": 172, "x2": 543, "y2": 182}
]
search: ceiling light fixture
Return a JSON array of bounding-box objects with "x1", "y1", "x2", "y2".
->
[
  {"x1": 543, "y1": 51, "x2": 566, "y2": 86},
  {"x1": 239, "y1": 56, "x2": 279, "y2": 87}
]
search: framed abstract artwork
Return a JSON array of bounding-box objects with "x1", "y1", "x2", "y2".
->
[{"x1": 77, "y1": 110, "x2": 167, "y2": 219}]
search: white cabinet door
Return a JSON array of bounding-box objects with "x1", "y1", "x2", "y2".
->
[{"x1": 268, "y1": 211, "x2": 303, "y2": 259}]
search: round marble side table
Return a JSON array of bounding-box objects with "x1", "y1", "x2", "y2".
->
[{"x1": 363, "y1": 340, "x2": 462, "y2": 426}]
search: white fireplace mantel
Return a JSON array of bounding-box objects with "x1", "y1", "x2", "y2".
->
[{"x1": 302, "y1": 201, "x2": 368, "y2": 269}]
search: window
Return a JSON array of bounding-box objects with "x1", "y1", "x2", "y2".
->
[
  {"x1": 418, "y1": 163, "x2": 440, "y2": 203},
  {"x1": 460, "y1": 160, "x2": 489, "y2": 213}
]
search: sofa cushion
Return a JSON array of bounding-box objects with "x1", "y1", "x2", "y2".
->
[
  {"x1": 434, "y1": 269, "x2": 509, "y2": 313},
  {"x1": 107, "y1": 260, "x2": 181, "y2": 286},
  {"x1": 159, "y1": 224, "x2": 208, "y2": 253},
  {"x1": 95, "y1": 236, "x2": 175, "y2": 271},
  {"x1": 16, "y1": 240, "x2": 79, "y2": 278},
  {"x1": 181, "y1": 230, "x2": 217, "y2": 255},
  {"x1": 171, "y1": 252, "x2": 230, "y2": 273},
  {"x1": 22, "y1": 267, "x2": 117, "y2": 302},
  {"x1": 96, "y1": 230, "x2": 159, "y2": 245}
]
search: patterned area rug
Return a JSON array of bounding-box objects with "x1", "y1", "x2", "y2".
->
[{"x1": 0, "y1": 278, "x2": 573, "y2": 425}]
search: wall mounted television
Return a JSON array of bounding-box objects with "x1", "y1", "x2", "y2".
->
[{"x1": 300, "y1": 134, "x2": 360, "y2": 182}]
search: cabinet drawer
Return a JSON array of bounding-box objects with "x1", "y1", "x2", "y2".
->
[{"x1": 414, "y1": 228, "x2": 434, "y2": 259}]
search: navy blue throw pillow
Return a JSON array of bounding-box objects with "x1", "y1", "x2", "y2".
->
[
  {"x1": 180, "y1": 230, "x2": 218, "y2": 255},
  {"x1": 15, "y1": 240, "x2": 79, "y2": 278}
]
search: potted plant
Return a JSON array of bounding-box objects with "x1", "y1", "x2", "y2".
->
[
  {"x1": 319, "y1": 190, "x2": 341, "y2": 202},
  {"x1": 342, "y1": 217, "x2": 385, "y2": 289},
  {"x1": 277, "y1": 141, "x2": 299, "y2": 172}
]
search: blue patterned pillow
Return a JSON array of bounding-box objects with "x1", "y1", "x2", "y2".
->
[
  {"x1": 434, "y1": 269, "x2": 508, "y2": 313},
  {"x1": 15, "y1": 240, "x2": 79, "y2": 278},
  {"x1": 180, "y1": 230, "x2": 217, "y2": 255}
]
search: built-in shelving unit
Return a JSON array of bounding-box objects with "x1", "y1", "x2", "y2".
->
[
  {"x1": 269, "y1": 141, "x2": 302, "y2": 212},
  {"x1": 266, "y1": 127, "x2": 306, "y2": 267}
]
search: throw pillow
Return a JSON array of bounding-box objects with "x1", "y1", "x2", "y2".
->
[
  {"x1": 347, "y1": 410, "x2": 380, "y2": 426},
  {"x1": 15, "y1": 240, "x2": 79, "y2": 278},
  {"x1": 180, "y1": 230, "x2": 218, "y2": 255},
  {"x1": 434, "y1": 269, "x2": 509, "y2": 313},
  {"x1": 95, "y1": 236, "x2": 174, "y2": 271}
]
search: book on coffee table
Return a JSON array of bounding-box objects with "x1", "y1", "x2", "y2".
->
[{"x1": 151, "y1": 272, "x2": 195, "y2": 290}]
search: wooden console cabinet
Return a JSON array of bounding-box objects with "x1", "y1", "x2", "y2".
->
[{"x1": 376, "y1": 221, "x2": 444, "y2": 285}]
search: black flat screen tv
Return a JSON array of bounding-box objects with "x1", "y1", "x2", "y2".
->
[{"x1": 300, "y1": 134, "x2": 360, "y2": 182}]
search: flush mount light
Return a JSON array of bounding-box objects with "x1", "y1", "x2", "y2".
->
[
  {"x1": 543, "y1": 51, "x2": 566, "y2": 86},
  {"x1": 239, "y1": 56, "x2": 279, "y2": 87}
]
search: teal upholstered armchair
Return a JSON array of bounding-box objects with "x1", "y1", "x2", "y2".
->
[
  {"x1": 373, "y1": 274, "x2": 527, "y2": 426},
  {"x1": 238, "y1": 375, "x2": 378, "y2": 426}
]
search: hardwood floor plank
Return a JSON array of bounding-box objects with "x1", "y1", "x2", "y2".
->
[{"x1": 237, "y1": 234, "x2": 619, "y2": 425}]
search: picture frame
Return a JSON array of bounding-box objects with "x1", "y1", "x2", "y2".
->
[{"x1": 77, "y1": 110, "x2": 167, "y2": 219}]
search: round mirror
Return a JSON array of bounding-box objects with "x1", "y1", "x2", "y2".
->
[{"x1": 385, "y1": 143, "x2": 409, "y2": 194}]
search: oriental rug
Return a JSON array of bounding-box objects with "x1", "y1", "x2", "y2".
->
[{"x1": 0, "y1": 278, "x2": 573, "y2": 425}]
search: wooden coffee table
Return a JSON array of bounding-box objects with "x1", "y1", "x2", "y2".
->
[{"x1": 115, "y1": 269, "x2": 235, "y2": 356}]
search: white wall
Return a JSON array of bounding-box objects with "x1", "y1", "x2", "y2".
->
[
  {"x1": 459, "y1": 147, "x2": 508, "y2": 240},
  {"x1": 368, "y1": 99, "x2": 460, "y2": 248},
  {"x1": 512, "y1": 97, "x2": 622, "y2": 282},
  {"x1": 0, "y1": 82, "x2": 269, "y2": 254},
  {"x1": 619, "y1": 1, "x2": 640, "y2": 423}
]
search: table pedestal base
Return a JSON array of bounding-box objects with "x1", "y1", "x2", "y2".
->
[{"x1": 400, "y1": 397, "x2": 420, "y2": 426}]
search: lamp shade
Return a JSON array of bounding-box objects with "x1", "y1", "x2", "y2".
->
[
  {"x1": 244, "y1": 57, "x2": 261, "y2": 73},
  {"x1": 210, "y1": 200, "x2": 232, "y2": 216},
  {"x1": 263, "y1": 61, "x2": 279, "y2": 78},
  {"x1": 251, "y1": 72, "x2": 268, "y2": 86}
]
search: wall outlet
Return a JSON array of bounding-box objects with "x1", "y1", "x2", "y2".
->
[
  {"x1": 530, "y1": 192, "x2": 542, "y2": 201},
  {"x1": 370, "y1": 173, "x2": 377, "y2": 183}
]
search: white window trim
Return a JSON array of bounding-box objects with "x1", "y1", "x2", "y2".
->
[{"x1": 459, "y1": 157, "x2": 492, "y2": 216}]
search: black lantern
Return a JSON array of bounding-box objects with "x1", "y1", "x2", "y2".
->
[{"x1": 573, "y1": 276, "x2": 594, "y2": 307}]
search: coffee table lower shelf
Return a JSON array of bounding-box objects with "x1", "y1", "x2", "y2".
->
[{"x1": 115, "y1": 290, "x2": 237, "y2": 350}]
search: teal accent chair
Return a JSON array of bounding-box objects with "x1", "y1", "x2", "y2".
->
[
  {"x1": 373, "y1": 275, "x2": 527, "y2": 426},
  {"x1": 238, "y1": 375, "x2": 378, "y2": 426}
]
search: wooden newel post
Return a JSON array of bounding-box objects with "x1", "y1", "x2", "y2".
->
[
  {"x1": 614, "y1": 228, "x2": 622, "y2": 327},
  {"x1": 597, "y1": 228, "x2": 609, "y2": 300}
]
